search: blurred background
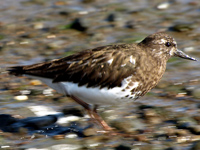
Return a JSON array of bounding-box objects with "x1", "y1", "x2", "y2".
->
[{"x1": 0, "y1": 0, "x2": 200, "y2": 149}]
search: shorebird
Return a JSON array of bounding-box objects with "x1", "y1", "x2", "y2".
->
[{"x1": 8, "y1": 32, "x2": 197, "y2": 131}]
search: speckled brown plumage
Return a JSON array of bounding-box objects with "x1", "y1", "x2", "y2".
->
[
  {"x1": 10, "y1": 44, "x2": 140, "y2": 88},
  {"x1": 9, "y1": 34, "x2": 175, "y2": 93},
  {"x1": 8, "y1": 32, "x2": 196, "y2": 131}
]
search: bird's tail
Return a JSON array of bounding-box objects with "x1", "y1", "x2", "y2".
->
[{"x1": 6, "y1": 66, "x2": 25, "y2": 76}]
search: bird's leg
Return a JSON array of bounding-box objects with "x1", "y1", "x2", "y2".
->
[
  {"x1": 71, "y1": 96, "x2": 113, "y2": 131},
  {"x1": 93, "y1": 105, "x2": 113, "y2": 131},
  {"x1": 71, "y1": 95, "x2": 94, "y2": 118}
]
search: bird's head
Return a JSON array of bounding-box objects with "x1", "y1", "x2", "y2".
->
[{"x1": 139, "y1": 32, "x2": 197, "y2": 61}]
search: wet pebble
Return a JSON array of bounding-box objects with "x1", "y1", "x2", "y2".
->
[
  {"x1": 191, "y1": 141, "x2": 200, "y2": 150},
  {"x1": 156, "y1": 2, "x2": 171, "y2": 10},
  {"x1": 43, "y1": 88, "x2": 54, "y2": 96},
  {"x1": 115, "y1": 144, "x2": 132, "y2": 150},
  {"x1": 192, "y1": 115, "x2": 200, "y2": 123},
  {"x1": 111, "y1": 117, "x2": 145, "y2": 133},
  {"x1": 53, "y1": 134, "x2": 65, "y2": 140},
  {"x1": 83, "y1": 127, "x2": 98, "y2": 136},
  {"x1": 163, "y1": 84, "x2": 185, "y2": 96},
  {"x1": 14, "y1": 95, "x2": 28, "y2": 101},
  {"x1": 190, "y1": 125, "x2": 200, "y2": 135},
  {"x1": 82, "y1": 0, "x2": 96, "y2": 3},
  {"x1": 29, "y1": 89, "x2": 43, "y2": 96},
  {"x1": 176, "y1": 129, "x2": 190, "y2": 136},
  {"x1": 65, "y1": 133, "x2": 78, "y2": 138},
  {"x1": 170, "y1": 23, "x2": 195, "y2": 32},
  {"x1": 143, "y1": 109, "x2": 157, "y2": 117},
  {"x1": 33, "y1": 22, "x2": 44, "y2": 29},
  {"x1": 105, "y1": 13, "x2": 127, "y2": 27},
  {"x1": 158, "y1": 126, "x2": 173, "y2": 136},
  {"x1": 32, "y1": 133, "x2": 46, "y2": 139},
  {"x1": 177, "y1": 117, "x2": 198, "y2": 134},
  {"x1": 1, "y1": 132, "x2": 13, "y2": 138},
  {"x1": 59, "y1": 11, "x2": 69, "y2": 16},
  {"x1": 100, "y1": 109, "x2": 119, "y2": 122},
  {"x1": 191, "y1": 87, "x2": 200, "y2": 98},
  {"x1": 125, "y1": 20, "x2": 136, "y2": 29},
  {"x1": 176, "y1": 136, "x2": 191, "y2": 143},
  {"x1": 47, "y1": 40, "x2": 66, "y2": 49},
  {"x1": 106, "y1": 13, "x2": 116, "y2": 22},
  {"x1": 20, "y1": 90, "x2": 31, "y2": 95},
  {"x1": 51, "y1": 143, "x2": 83, "y2": 150},
  {"x1": 134, "y1": 134, "x2": 148, "y2": 142},
  {"x1": 83, "y1": 135, "x2": 108, "y2": 149},
  {"x1": 62, "y1": 106, "x2": 84, "y2": 117},
  {"x1": 69, "y1": 18, "x2": 88, "y2": 32},
  {"x1": 191, "y1": 135, "x2": 200, "y2": 142},
  {"x1": 143, "y1": 109, "x2": 163, "y2": 125},
  {"x1": 29, "y1": 80, "x2": 43, "y2": 86},
  {"x1": 156, "y1": 81, "x2": 171, "y2": 89}
]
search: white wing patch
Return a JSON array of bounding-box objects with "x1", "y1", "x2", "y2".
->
[
  {"x1": 107, "y1": 58, "x2": 113, "y2": 64},
  {"x1": 129, "y1": 55, "x2": 136, "y2": 64}
]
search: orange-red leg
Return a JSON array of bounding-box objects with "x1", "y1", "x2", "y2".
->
[
  {"x1": 92, "y1": 105, "x2": 113, "y2": 131},
  {"x1": 71, "y1": 95, "x2": 112, "y2": 131}
]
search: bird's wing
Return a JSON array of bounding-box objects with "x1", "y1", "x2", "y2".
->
[{"x1": 8, "y1": 44, "x2": 139, "y2": 88}]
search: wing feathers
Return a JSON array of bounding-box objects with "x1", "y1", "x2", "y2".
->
[{"x1": 8, "y1": 44, "x2": 139, "y2": 88}]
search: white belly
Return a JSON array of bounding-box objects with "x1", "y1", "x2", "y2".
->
[{"x1": 26, "y1": 75, "x2": 139, "y2": 105}]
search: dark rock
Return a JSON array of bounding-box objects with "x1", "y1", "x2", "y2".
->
[
  {"x1": 115, "y1": 144, "x2": 131, "y2": 150},
  {"x1": 189, "y1": 125, "x2": 200, "y2": 135},
  {"x1": 0, "y1": 113, "x2": 90, "y2": 137},
  {"x1": 19, "y1": 34, "x2": 31, "y2": 38},
  {"x1": 138, "y1": 105, "x2": 154, "y2": 110},
  {"x1": 62, "y1": 106, "x2": 84, "y2": 117},
  {"x1": 70, "y1": 18, "x2": 88, "y2": 32},
  {"x1": 9, "y1": 114, "x2": 58, "y2": 131},
  {"x1": 59, "y1": 11, "x2": 69, "y2": 16},
  {"x1": 82, "y1": 0, "x2": 96, "y2": 3},
  {"x1": 0, "y1": 114, "x2": 18, "y2": 131},
  {"x1": 106, "y1": 13, "x2": 116, "y2": 22},
  {"x1": 169, "y1": 23, "x2": 195, "y2": 32},
  {"x1": 125, "y1": 20, "x2": 135, "y2": 29},
  {"x1": 165, "y1": 148, "x2": 175, "y2": 150}
]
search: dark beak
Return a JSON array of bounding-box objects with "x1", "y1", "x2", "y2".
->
[{"x1": 174, "y1": 49, "x2": 197, "y2": 61}]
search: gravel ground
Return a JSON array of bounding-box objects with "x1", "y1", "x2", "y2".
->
[{"x1": 0, "y1": 0, "x2": 200, "y2": 149}]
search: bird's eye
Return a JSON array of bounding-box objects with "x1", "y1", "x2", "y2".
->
[{"x1": 165, "y1": 42, "x2": 171, "y2": 47}]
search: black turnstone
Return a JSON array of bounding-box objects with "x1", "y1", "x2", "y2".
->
[{"x1": 8, "y1": 32, "x2": 196, "y2": 131}]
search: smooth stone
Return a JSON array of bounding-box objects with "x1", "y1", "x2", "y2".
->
[
  {"x1": 14, "y1": 95, "x2": 28, "y2": 101},
  {"x1": 111, "y1": 117, "x2": 145, "y2": 133},
  {"x1": 190, "y1": 141, "x2": 200, "y2": 150},
  {"x1": 192, "y1": 88, "x2": 200, "y2": 98}
]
